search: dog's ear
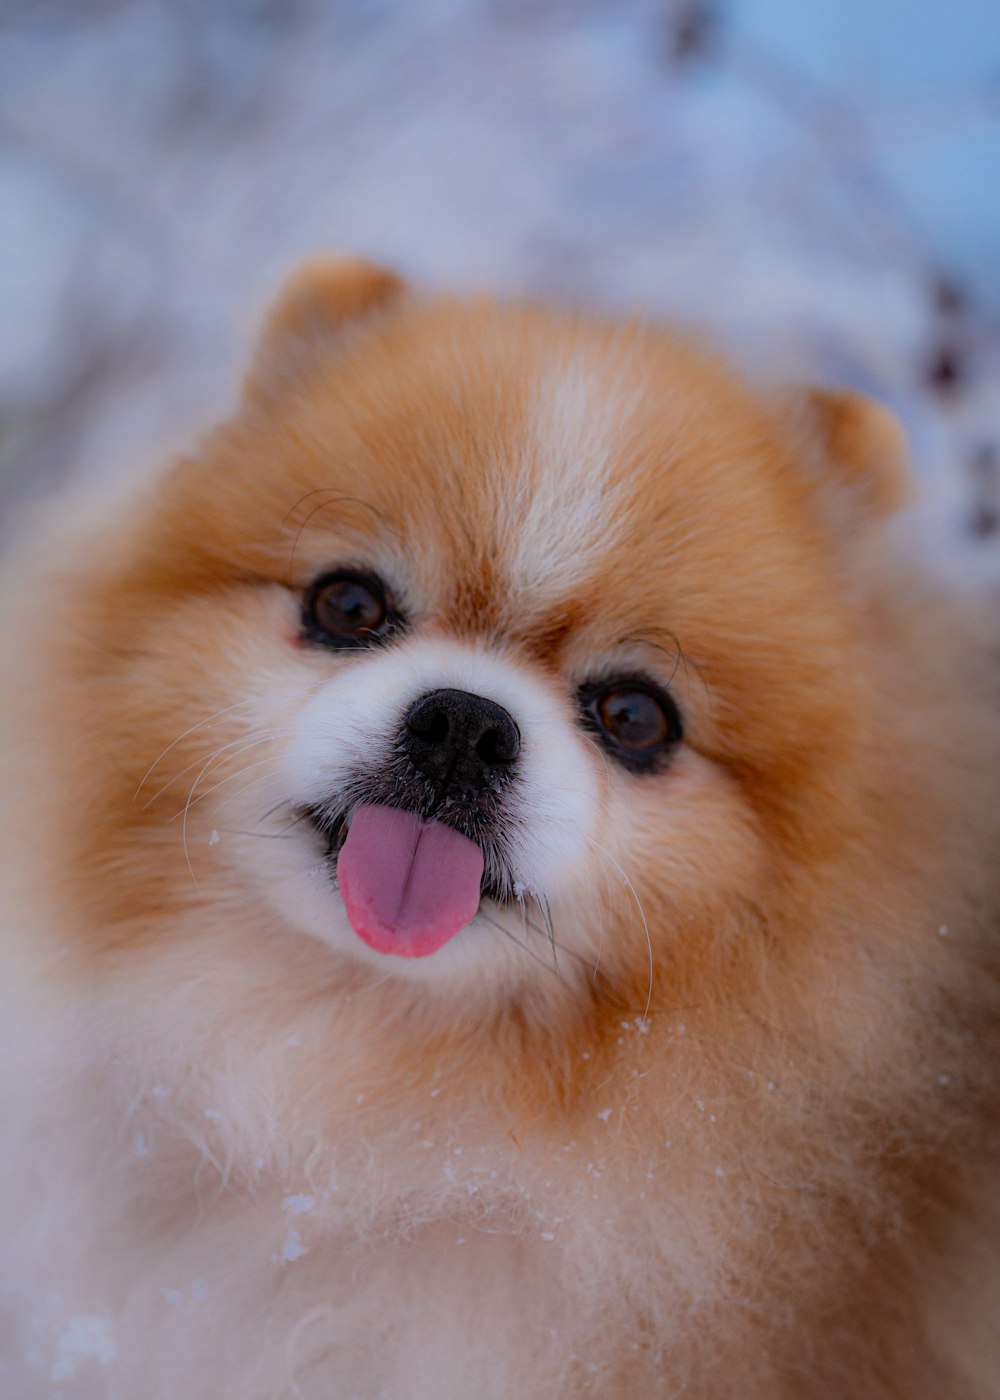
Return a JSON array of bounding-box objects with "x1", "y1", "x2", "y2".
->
[
  {"x1": 245, "y1": 255, "x2": 407, "y2": 401},
  {"x1": 792, "y1": 387, "x2": 912, "y2": 524}
]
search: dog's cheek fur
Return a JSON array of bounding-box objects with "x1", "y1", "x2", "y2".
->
[{"x1": 2, "y1": 285, "x2": 1000, "y2": 1398}]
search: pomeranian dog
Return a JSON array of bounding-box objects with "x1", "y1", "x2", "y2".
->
[{"x1": 2, "y1": 256, "x2": 1000, "y2": 1400}]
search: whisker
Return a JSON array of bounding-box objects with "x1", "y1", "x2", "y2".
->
[
  {"x1": 132, "y1": 699, "x2": 256, "y2": 801},
  {"x1": 255, "y1": 799, "x2": 295, "y2": 828},
  {"x1": 178, "y1": 738, "x2": 287, "y2": 888},
  {"x1": 219, "y1": 828, "x2": 298, "y2": 841},
  {"x1": 592, "y1": 865, "x2": 609, "y2": 985},
  {"x1": 208, "y1": 772, "x2": 290, "y2": 824},
  {"x1": 283, "y1": 488, "x2": 403, "y2": 576},
  {"x1": 584, "y1": 835, "x2": 654, "y2": 1028},
  {"x1": 144, "y1": 730, "x2": 284, "y2": 810},
  {"x1": 182, "y1": 771, "x2": 293, "y2": 886},
  {"x1": 168, "y1": 753, "x2": 284, "y2": 825},
  {"x1": 502, "y1": 901, "x2": 599, "y2": 977},
  {"x1": 619, "y1": 628, "x2": 710, "y2": 707},
  {"x1": 266, "y1": 858, "x2": 333, "y2": 888},
  {"x1": 476, "y1": 908, "x2": 566, "y2": 980},
  {"x1": 269, "y1": 808, "x2": 312, "y2": 837},
  {"x1": 536, "y1": 892, "x2": 559, "y2": 975}
]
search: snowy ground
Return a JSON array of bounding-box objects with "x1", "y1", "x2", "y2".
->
[{"x1": 1, "y1": 0, "x2": 998, "y2": 570}]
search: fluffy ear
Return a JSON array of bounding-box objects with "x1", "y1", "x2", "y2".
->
[
  {"x1": 245, "y1": 255, "x2": 407, "y2": 401},
  {"x1": 799, "y1": 387, "x2": 912, "y2": 522}
]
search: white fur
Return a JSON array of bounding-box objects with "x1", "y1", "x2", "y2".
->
[
  {"x1": 251, "y1": 635, "x2": 601, "y2": 986},
  {"x1": 500, "y1": 362, "x2": 634, "y2": 602},
  {"x1": 0, "y1": 948, "x2": 715, "y2": 1399}
]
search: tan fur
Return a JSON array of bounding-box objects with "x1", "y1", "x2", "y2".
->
[{"x1": 2, "y1": 258, "x2": 1000, "y2": 1398}]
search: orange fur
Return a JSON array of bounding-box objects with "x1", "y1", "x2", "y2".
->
[{"x1": 2, "y1": 258, "x2": 1000, "y2": 1398}]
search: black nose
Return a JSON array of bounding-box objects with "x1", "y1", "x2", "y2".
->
[{"x1": 402, "y1": 688, "x2": 520, "y2": 793}]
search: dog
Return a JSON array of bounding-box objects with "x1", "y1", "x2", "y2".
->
[{"x1": 2, "y1": 256, "x2": 1000, "y2": 1398}]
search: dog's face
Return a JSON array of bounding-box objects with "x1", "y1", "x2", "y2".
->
[{"x1": 44, "y1": 259, "x2": 906, "y2": 1020}]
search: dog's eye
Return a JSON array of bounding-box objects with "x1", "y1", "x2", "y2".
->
[
  {"x1": 301, "y1": 570, "x2": 401, "y2": 649},
  {"x1": 577, "y1": 679, "x2": 682, "y2": 772}
]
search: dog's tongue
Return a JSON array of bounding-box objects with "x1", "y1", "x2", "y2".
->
[{"x1": 336, "y1": 803, "x2": 484, "y2": 957}]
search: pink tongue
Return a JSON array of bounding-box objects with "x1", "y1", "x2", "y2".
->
[{"x1": 336, "y1": 803, "x2": 485, "y2": 958}]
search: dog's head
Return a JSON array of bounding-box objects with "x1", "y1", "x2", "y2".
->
[{"x1": 32, "y1": 258, "x2": 909, "y2": 1023}]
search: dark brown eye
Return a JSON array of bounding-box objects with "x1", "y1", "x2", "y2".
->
[
  {"x1": 578, "y1": 678, "x2": 682, "y2": 772},
  {"x1": 301, "y1": 570, "x2": 401, "y2": 649}
]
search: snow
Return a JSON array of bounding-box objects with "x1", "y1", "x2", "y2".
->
[
  {"x1": 281, "y1": 1194, "x2": 315, "y2": 1216},
  {"x1": 274, "y1": 1230, "x2": 308, "y2": 1263},
  {"x1": 0, "y1": 1, "x2": 997, "y2": 572},
  {"x1": 49, "y1": 1316, "x2": 117, "y2": 1381}
]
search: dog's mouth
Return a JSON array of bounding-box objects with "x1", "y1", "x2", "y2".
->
[{"x1": 302, "y1": 802, "x2": 512, "y2": 958}]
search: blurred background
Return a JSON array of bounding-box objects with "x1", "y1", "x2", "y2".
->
[{"x1": 1, "y1": 0, "x2": 998, "y2": 564}]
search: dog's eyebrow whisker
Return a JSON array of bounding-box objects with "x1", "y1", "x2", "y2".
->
[
  {"x1": 281, "y1": 486, "x2": 396, "y2": 535},
  {"x1": 618, "y1": 628, "x2": 709, "y2": 704},
  {"x1": 282, "y1": 488, "x2": 403, "y2": 576}
]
